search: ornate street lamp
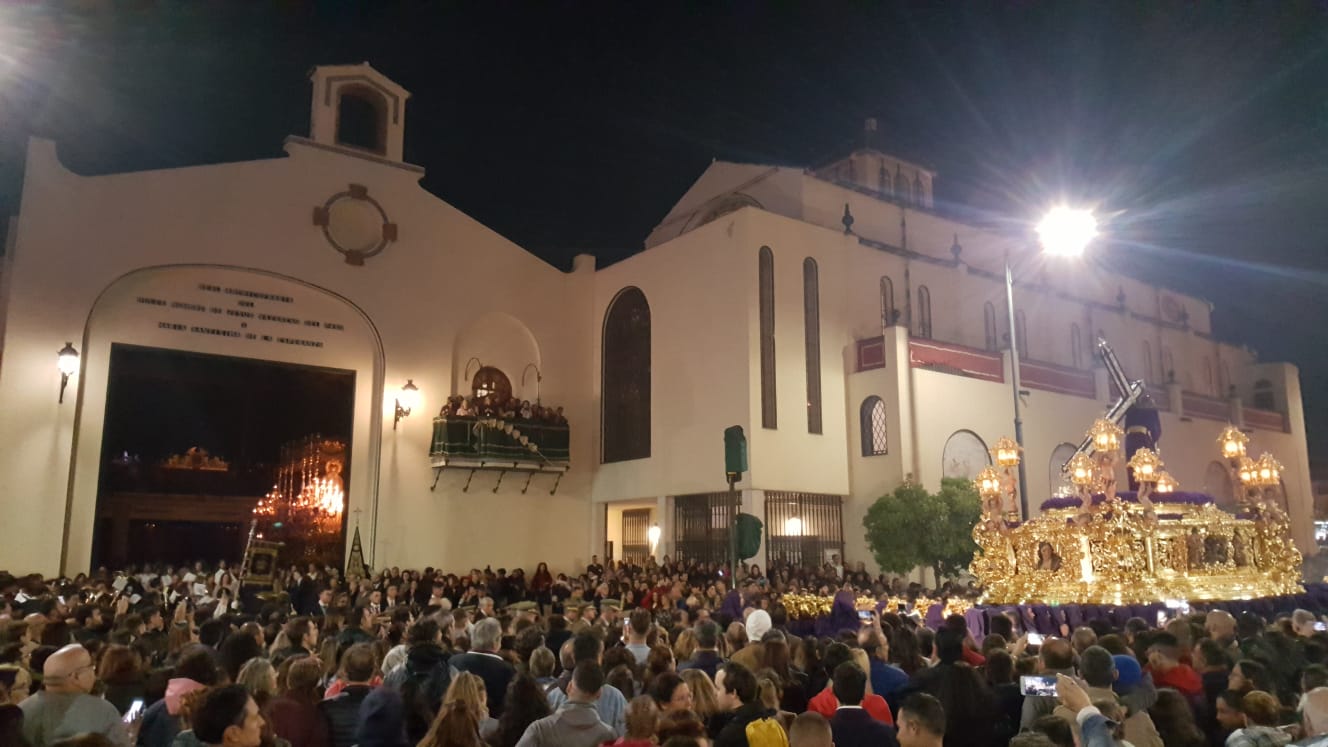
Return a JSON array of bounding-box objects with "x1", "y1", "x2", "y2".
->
[{"x1": 393, "y1": 379, "x2": 420, "y2": 430}]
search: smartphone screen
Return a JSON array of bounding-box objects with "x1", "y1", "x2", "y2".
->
[
  {"x1": 1020, "y1": 675, "x2": 1058, "y2": 697},
  {"x1": 123, "y1": 699, "x2": 145, "y2": 723},
  {"x1": 858, "y1": 610, "x2": 873, "y2": 621},
  {"x1": 1315, "y1": 621, "x2": 1327, "y2": 632},
  {"x1": 1026, "y1": 632, "x2": 1044, "y2": 645}
]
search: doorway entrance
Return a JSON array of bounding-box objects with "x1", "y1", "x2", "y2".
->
[{"x1": 93, "y1": 344, "x2": 356, "y2": 569}]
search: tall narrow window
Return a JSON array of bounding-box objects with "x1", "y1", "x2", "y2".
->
[
  {"x1": 1014, "y1": 310, "x2": 1029, "y2": 360},
  {"x1": 1071, "y1": 324, "x2": 1083, "y2": 368},
  {"x1": 602, "y1": 287, "x2": 651, "y2": 463},
  {"x1": 1203, "y1": 357, "x2": 1214, "y2": 395},
  {"x1": 1143, "y1": 342, "x2": 1154, "y2": 385},
  {"x1": 983, "y1": 302, "x2": 998, "y2": 350},
  {"x1": 879, "y1": 166, "x2": 891, "y2": 195},
  {"x1": 1162, "y1": 347, "x2": 1175, "y2": 383},
  {"x1": 803, "y1": 258, "x2": 822, "y2": 435},
  {"x1": 759, "y1": 247, "x2": 777, "y2": 429},
  {"x1": 916, "y1": 285, "x2": 932, "y2": 339},
  {"x1": 880, "y1": 276, "x2": 895, "y2": 328},
  {"x1": 860, "y1": 396, "x2": 888, "y2": 456},
  {"x1": 1222, "y1": 362, "x2": 1233, "y2": 397}
]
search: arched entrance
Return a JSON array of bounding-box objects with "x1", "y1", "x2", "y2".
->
[{"x1": 62, "y1": 265, "x2": 384, "y2": 574}]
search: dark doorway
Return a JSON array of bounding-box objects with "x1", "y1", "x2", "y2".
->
[{"x1": 94, "y1": 345, "x2": 355, "y2": 570}]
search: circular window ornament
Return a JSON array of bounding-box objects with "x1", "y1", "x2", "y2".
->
[{"x1": 312, "y1": 183, "x2": 398, "y2": 265}]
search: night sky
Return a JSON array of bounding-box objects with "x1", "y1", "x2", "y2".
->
[{"x1": 2, "y1": 2, "x2": 1327, "y2": 460}]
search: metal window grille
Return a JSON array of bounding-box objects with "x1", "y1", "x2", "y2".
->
[
  {"x1": 760, "y1": 247, "x2": 777, "y2": 429},
  {"x1": 673, "y1": 492, "x2": 739, "y2": 565},
  {"x1": 880, "y1": 276, "x2": 895, "y2": 327},
  {"x1": 916, "y1": 285, "x2": 932, "y2": 339},
  {"x1": 860, "y1": 397, "x2": 888, "y2": 456},
  {"x1": 602, "y1": 287, "x2": 651, "y2": 463},
  {"x1": 621, "y1": 508, "x2": 651, "y2": 563},
  {"x1": 765, "y1": 492, "x2": 844, "y2": 568},
  {"x1": 804, "y1": 258, "x2": 822, "y2": 434}
]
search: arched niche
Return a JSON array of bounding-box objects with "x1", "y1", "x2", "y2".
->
[
  {"x1": 451, "y1": 312, "x2": 542, "y2": 402},
  {"x1": 65, "y1": 265, "x2": 385, "y2": 573},
  {"x1": 942, "y1": 430, "x2": 990, "y2": 480}
]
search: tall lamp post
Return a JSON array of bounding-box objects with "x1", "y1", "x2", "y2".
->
[{"x1": 1007, "y1": 207, "x2": 1098, "y2": 519}]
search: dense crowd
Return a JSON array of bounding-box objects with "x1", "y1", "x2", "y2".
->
[{"x1": 2, "y1": 555, "x2": 1328, "y2": 747}]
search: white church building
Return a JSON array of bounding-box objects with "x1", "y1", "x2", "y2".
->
[{"x1": 0, "y1": 64, "x2": 1312, "y2": 577}]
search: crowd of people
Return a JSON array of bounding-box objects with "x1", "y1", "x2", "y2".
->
[{"x1": 1, "y1": 554, "x2": 1328, "y2": 747}]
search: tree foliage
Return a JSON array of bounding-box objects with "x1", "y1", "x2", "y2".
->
[{"x1": 863, "y1": 477, "x2": 981, "y2": 583}]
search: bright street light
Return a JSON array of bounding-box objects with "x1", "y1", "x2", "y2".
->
[{"x1": 1036, "y1": 206, "x2": 1098, "y2": 258}]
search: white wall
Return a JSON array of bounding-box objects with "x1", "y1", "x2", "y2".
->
[{"x1": 0, "y1": 138, "x2": 596, "y2": 575}]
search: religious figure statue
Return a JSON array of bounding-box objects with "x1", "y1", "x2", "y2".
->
[
  {"x1": 1036, "y1": 542, "x2": 1062, "y2": 572},
  {"x1": 1232, "y1": 532, "x2": 1249, "y2": 567},
  {"x1": 1186, "y1": 528, "x2": 1205, "y2": 570},
  {"x1": 1124, "y1": 394, "x2": 1162, "y2": 491}
]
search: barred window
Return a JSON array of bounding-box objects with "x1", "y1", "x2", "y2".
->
[
  {"x1": 916, "y1": 285, "x2": 932, "y2": 339},
  {"x1": 804, "y1": 258, "x2": 822, "y2": 434},
  {"x1": 860, "y1": 396, "x2": 888, "y2": 456},
  {"x1": 880, "y1": 276, "x2": 895, "y2": 327},
  {"x1": 602, "y1": 287, "x2": 651, "y2": 463},
  {"x1": 759, "y1": 247, "x2": 777, "y2": 429}
]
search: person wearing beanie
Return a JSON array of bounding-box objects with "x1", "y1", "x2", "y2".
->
[
  {"x1": 730, "y1": 610, "x2": 773, "y2": 673},
  {"x1": 1053, "y1": 646, "x2": 1163, "y2": 747}
]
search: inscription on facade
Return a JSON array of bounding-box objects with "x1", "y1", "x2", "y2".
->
[{"x1": 134, "y1": 281, "x2": 347, "y2": 351}]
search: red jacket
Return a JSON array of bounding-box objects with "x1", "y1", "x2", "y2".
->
[
  {"x1": 1149, "y1": 663, "x2": 1203, "y2": 696},
  {"x1": 807, "y1": 687, "x2": 894, "y2": 725}
]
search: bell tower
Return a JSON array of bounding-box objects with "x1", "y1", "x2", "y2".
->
[{"x1": 308, "y1": 63, "x2": 411, "y2": 163}]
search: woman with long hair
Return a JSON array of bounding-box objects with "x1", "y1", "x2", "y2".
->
[
  {"x1": 759, "y1": 630, "x2": 809, "y2": 714},
  {"x1": 1149, "y1": 687, "x2": 1207, "y2": 747},
  {"x1": 671, "y1": 629, "x2": 697, "y2": 665},
  {"x1": 678, "y1": 669, "x2": 719, "y2": 722},
  {"x1": 485, "y1": 674, "x2": 550, "y2": 747},
  {"x1": 418, "y1": 673, "x2": 487, "y2": 747},
  {"x1": 444, "y1": 672, "x2": 496, "y2": 739},
  {"x1": 236, "y1": 658, "x2": 279, "y2": 709},
  {"x1": 891, "y1": 626, "x2": 927, "y2": 676}
]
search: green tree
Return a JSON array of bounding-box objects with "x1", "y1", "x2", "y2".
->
[{"x1": 863, "y1": 477, "x2": 981, "y2": 585}]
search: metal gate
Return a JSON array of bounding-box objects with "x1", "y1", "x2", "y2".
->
[
  {"x1": 764, "y1": 492, "x2": 844, "y2": 568},
  {"x1": 673, "y1": 492, "x2": 738, "y2": 565},
  {"x1": 621, "y1": 508, "x2": 651, "y2": 562}
]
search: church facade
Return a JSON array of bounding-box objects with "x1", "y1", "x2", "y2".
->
[{"x1": 0, "y1": 65, "x2": 1311, "y2": 577}]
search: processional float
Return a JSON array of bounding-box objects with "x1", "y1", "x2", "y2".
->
[{"x1": 970, "y1": 338, "x2": 1301, "y2": 605}]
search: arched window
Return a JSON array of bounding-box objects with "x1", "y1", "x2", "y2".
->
[
  {"x1": 942, "y1": 430, "x2": 990, "y2": 479},
  {"x1": 880, "y1": 276, "x2": 896, "y2": 327},
  {"x1": 1252, "y1": 379, "x2": 1275, "y2": 410},
  {"x1": 860, "y1": 396, "x2": 888, "y2": 456},
  {"x1": 602, "y1": 287, "x2": 651, "y2": 463},
  {"x1": 1222, "y1": 362, "x2": 1233, "y2": 397},
  {"x1": 983, "y1": 302, "x2": 998, "y2": 351},
  {"x1": 803, "y1": 258, "x2": 822, "y2": 434},
  {"x1": 916, "y1": 285, "x2": 932, "y2": 339},
  {"x1": 913, "y1": 174, "x2": 924, "y2": 205},
  {"x1": 1142, "y1": 342, "x2": 1154, "y2": 385},
  {"x1": 1071, "y1": 324, "x2": 1083, "y2": 368},
  {"x1": 759, "y1": 247, "x2": 777, "y2": 429},
  {"x1": 1162, "y1": 347, "x2": 1175, "y2": 383},
  {"x1": 1014, "y1": 310, "x2": 1029, "y2": 360},
  {"x1": 1049, "y1": 443, "x2": 1079, "y2": 496},
  {"x1": 896, "y1": 167, "x2": 907, "y2": 204},
  {"x1": 879, "y1": 166, "x2": 891, "y2": 195},
  {"x1": 336, "y1": 86, "x2": 388, "y2": 154},
  {"x1": 1203, "y1": 357, "x2": 1214, "y2": 395}
]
